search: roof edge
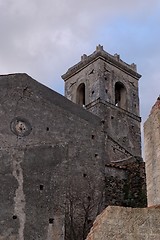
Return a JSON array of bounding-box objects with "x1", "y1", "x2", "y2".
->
[{"x1": 62, "y1": 45, "x2": 141, "y2": 81}]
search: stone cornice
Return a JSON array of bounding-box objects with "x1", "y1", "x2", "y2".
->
[{"x1": 62, "y1": 45, "x2": 142, "y2": 81}]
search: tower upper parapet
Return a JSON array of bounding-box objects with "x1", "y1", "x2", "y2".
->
[{"x1": 62, "y1": 45, "x2": 141, "y2": 81}]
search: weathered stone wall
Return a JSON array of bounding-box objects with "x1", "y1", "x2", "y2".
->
[
  {"x1": 0, "y1": 74, "x2": 105, "y2": 240},
  {"x1": 105, "y1": 158, "x2": 146, "y2": 208},
  {"x1": 144, "y1": 98, "x2": 160, "y2": 207},
  {"x1": 97, "y1": 100, "x2": 141, "y2": 158},
  {"x1": 0, "y1": 73, "x2": 146, "y2": 240},
  {"x1": 86, "y1": 206, "x2": 160, "y2": 240}
]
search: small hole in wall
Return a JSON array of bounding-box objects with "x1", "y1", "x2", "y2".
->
[
  {"x1": 105, "y1": 89, "x2": 108, "y2": 93},
  {"x1": 92, "y1": 90, "x2": 94, "y2": 95},
  {"x1": 83, "y1": 173, "x2": 87, "y2": 177},
  {"x1": 16, "y1": 169, "x2": 20, "y2": 176},
  {"x1": 13, "y1": 215, "x2": 17, "y2": 220},
  {"x1": 95, "y1": 153, "x2": 98, "y2": 157},
  {"x1": 87, "y1": 196, "x2": 91, "y2": 201},
  {"x1": 111, "y1": 116, "x2": 114, "y2": 119},
  {"x1": 49, "y1": 218, "x2": 54, "y2": 224},
  {"x1": 87, "y1": 219, "x2": 92, "y2": 224},
  {"x1": 40, "y1": 184, "x2": 44, "y2": 190},
  {"x1": 46, "y1": 127, "x2": 49, "y2": 131},
  {"x1": 91, "y1": 135, "x2": 95, "y2": 139}
]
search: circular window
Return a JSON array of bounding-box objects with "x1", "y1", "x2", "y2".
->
[{"x1": 10, "y1": 117, "x2": 32, "y2": 137}]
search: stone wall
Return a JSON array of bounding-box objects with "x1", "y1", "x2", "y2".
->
[
  {"x1": 0, "y1": 73, "x2": 146, "y2": 240},
  {"x1": 105, "y1": 158, "x2": 146, "y2": 208},
  {"x1": 87, "y1": 99, "x2": 142, "y2": 158},
  {"x1": 86, "y1": 206, "x2": 160, "y2": 240},
  {"x1": 144, "y1": 97, "x2": 160, "y2": 207},
  {"x1": 144, "y1": 98, "x2": 160, "y2": 206},
  {"x1": 0, "y1": 74, "x2": 105, "y2": 240}
]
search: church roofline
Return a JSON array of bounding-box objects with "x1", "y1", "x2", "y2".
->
[
  {"x1": 0, "y1": 73, "x2": 101, "y2": 127},
  {"x1": 61, "y1": 45, "x2": 142, "y2": 81}
]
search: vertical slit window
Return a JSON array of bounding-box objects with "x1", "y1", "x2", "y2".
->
[
  {"x1": 76, "y1": 83, "x2": 85, "y2": 106},
  {"x1": 115, "y1": 82, "x2": 127, "y2": 109}
]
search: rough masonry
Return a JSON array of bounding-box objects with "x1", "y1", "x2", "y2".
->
[
  {"x1": 86, "y1": 206, "x2": 160, "y2": 240},
  {"x1": 144, "y1": 97, "x2": 160, "y2": 207}
]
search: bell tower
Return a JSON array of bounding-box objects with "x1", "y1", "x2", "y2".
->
[{"x1": 62, "y1": 45, "x2": 142, "y2": 157}]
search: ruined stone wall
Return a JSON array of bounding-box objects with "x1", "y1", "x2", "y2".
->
[
  {"x1": 144, "y1": 98, "x2": 160, "y2": 207},
  {"x1": 86, "y1": 206, "x2": 160, "y2": 240},
  {"x1": 105, "y1": 158, "x2": 146, "y2": 208}
]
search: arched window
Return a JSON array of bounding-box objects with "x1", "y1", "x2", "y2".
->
[
  {"x1": 115, "y1": 82, "x2": 127, "y2": 109},
  {"x1": 76, "y1": 83, "x2": 85, "y2": 106}
]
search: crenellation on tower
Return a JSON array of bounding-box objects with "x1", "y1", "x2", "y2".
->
[
  {"x1": 62, "y1": 45, "x2": 141, "y2": 81},
  {"x1": 81, "y1": 54, "x2": 88, "y2": 61}
]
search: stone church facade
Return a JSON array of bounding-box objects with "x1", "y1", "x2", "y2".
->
[{"x1": 0, "y1": 45, "x2": 146, "y2": 240}]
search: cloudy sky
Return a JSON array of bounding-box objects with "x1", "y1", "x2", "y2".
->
[{"x1": 1, "y1": 0, "x2": 160, "y2": 123}]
